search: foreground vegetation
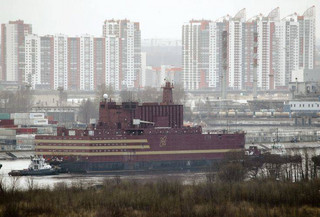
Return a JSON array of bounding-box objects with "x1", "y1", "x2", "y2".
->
[
  {"x1": 1, "y1": 151, "x2": 320, "y2": 217},
  {"x1": 0, "y1": 176, "x2": 320, "y2": 217}
]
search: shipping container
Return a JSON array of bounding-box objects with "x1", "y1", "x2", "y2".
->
[
  {"x1": 0, "y1": 145, "x2": 16, "y2": 152},
  {"x1": 13, "y1": 118, "x2": 33, "y2": 126},
  {"x1": 0, "y1": 113, "x2": 10, "y2": 120},
  {"x1": 30, "y1": 113, "x2": 45, "y2": 119},
  {"x1": 33, "y1": 119, "x2": 48, "y2": 125},
  {"x1": 16, "y1": 128, "x2": 37, "y2": 135},
  {"x1": 16, "y1": 144, "x2": 34, "y2": 150},
  {"x1": 0, "y1": 119, "x2": 14, "y2": 126},
  {"x1": 16, "y1": 134, "x2": 35, "y2": 139},
  {"x1": 36, "y1": 126, "x2": 54, "y2": 134},
  {"x1": 11, "y1": 113, "x2": 29, "y2": 119},
  {"x1": 48, "y1": 120, "x2": 58, "y2": 125},
  {"x1": 0, "y1": 135, "x2": 16, "y2": 140},
  {"x1": 0, "y1": 125, "x2": 18, "y2": 129},
  {"x1": 0, "y1": 139, "x2": 16, "y2": 145},
  {"x1": 0, "y1": 128, "x2": 16, "y2": 136}
]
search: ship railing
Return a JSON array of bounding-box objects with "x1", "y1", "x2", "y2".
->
[{"x1": 205, "y1": 130, "x2": 245, "y2": 134}]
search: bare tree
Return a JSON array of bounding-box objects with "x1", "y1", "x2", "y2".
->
[
  {"x1": 0, "y1": 85, "x2": 34, "y2": 113},
  {"x1": 78, "y1": 99, "x2": 98, "y2": 124},
  {"x1": 0, "y1": 174, "x2": 6, "y2": 194},
  {"x1": 0, "y1": 90, "x2": 14, "y2": 112},
  {"x1": 9, "y1": 176, "x2": 20, "y2": 193},
  {"x1": 120, "y1": 90, "x2": 136, "y2": 102},
  {"x1": 217, "y1": 162, "x2": 247, "y2": 183},
  {"x1": 58, "y1": 86, "x2": 68, "y2": 106},
  {"x1": 173, "y1": 83, "x2": 186, "y2": 105},
  {"x1": 95, "y1": 84, "x2": 114, "y2": 102},
  {"x1": 312, "y1": 155, "x2": 320, "y2": 179},
  {"x1": 26, "y1": 177, "x2": 37, "y2": 190},
  {"x1": 137, "y1": 87, "x2": 161, "y2": 103}
]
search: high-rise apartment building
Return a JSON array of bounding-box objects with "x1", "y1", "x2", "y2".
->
[
  {"x1": 80, "y1": 35, "x2": 94, "y2": 91},
  {"x1": 244, "y1": 16, "x2": 258, "y2": 89},
  {"x1": 140, "y1": 52, "x2": 147, "y2": 88},
  {"x1": 275, "y1": 14, "x2": 299, "y2": 88},
  {"x1": 40, "y1": 35, "x2": 54, "y2": 89},
  {"x1": 1, "y1": 20, "x2": 32, "y2": 82},
  {"x1": 229, "y1": 9, "x2": 246, "y2": 90},
  {"x1": 94, "y1": 37, "x2": 106, "y2": 89},
  {"x1": 67, "y1": 37, "x2": 80, "y2": 90},
  {"x1": 208, "y1": 18, "x2": 228, "y2": 90},
  {"x1": 208, "y1": 9, "x2": 246, "y2": 90},
  {"x1": 254, "y1": 8, "x2": 280, "y2": 90},
  {"x1": 24, "y1": 34, "x2": 54, "y2": 89},
  {"x1": 103, "y1": 19, "x2": 141, "y2": 90},
  {"x1": 53, "y1": 34, "x2": 68, "y2": 90},
  {"x1": 105, "y1": 35, "x2": 120, "y2": 91},
  {"x1": 299, "y1": 6, "x2": 316, "y2": 70},
  {"x1": 182, "y1": 20, "x2": 210, "y2": 90},
  {"x1": 25, "y1": 34, "x2": 41, "y2": 89}
]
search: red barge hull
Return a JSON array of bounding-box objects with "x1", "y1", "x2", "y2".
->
[{"x1": 35, "y1": 129, "x2": 244, "y2": 172}]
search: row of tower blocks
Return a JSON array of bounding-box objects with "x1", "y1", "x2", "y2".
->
[
  {"x1": 0, "y1": 6, "x2": 316, "y2": 91},
  {"x1": 183, "y1": 7, "x2": 316, "y2": 90},
  {"x1": 1, "y1": 20, "x2": 141, "y2": 91}
]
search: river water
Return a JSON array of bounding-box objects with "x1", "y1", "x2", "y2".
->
[{"x1": 0, "y1": 159, "x2": 207, "y2": 190}]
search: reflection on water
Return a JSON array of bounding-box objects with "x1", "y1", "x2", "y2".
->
[{"x1": 0, "y1": 159, "x2": 207, "y2": 190}]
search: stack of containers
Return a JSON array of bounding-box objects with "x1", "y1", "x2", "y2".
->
[
  {"x1": 15, "y1": 134, "x2": 35, "y2": 150},
  {"x1": 30, "y1": 113, "x2": 48, "y2": 125},
  {"x1": 0, "y1": 113, "x2": 56, "y2": 151},
  {"x1": 0, "y1": 113, "x2": 16, "y2": 150},
  {"x1": 11, "y1": 113, "x2": 31, "y2": 125},
  {"x1": 10, "y1": 113, "x2": 48, "y2": 151},
  {"x1": 30, "y1": 113, "x2": 55, "y2": 135},
  {"x1": 11, "y1": 113, "x2": 48, "y2": 126}
]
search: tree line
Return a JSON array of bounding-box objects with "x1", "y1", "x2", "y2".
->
[
  {"x1": 213, "y1": 149, "x2": 320, "y2": 183},
  {"x1": 0, "y1": 86, "x2": 34, "y2": 113}
]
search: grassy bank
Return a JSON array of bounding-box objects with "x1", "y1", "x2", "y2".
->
[{"x1": 0, "y1": 177, "x2": 320, "y2": 217}]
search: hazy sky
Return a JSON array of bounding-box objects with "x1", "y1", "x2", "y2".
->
[{"x1": 1, "y1": 0, "x2": 319, "y2": 39}]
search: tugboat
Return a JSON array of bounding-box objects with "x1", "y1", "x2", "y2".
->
[{"x1": 8, "y1": 156, "x2": 58, "y2": 176}]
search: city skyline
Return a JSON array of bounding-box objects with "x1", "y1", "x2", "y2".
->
[
  {"x1": 0, "y1": 5, "x2": 317, "y2": 92},
  {"x1": 0, "y1": 0, "x2": 319, "y2": 40}
]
